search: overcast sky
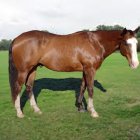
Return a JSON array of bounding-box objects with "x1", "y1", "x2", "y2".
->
[{"x1": 0, "y1": 0, "x2": 139, "y2": 39}]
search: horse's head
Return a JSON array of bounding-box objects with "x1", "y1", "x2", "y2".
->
[{"x1": 119, "y1": 27, "x2": 140, "y2": 69}]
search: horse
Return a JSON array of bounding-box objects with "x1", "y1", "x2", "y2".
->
[{"x1": 9, "y1": 27, "x2": 140, "y2": 118}]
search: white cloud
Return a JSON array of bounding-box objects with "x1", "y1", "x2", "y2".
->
[{"x1": 0, "y1": 0, "x2": 139, "y2": 39}]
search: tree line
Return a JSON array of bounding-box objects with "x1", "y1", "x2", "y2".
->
[
  {"x1": 0, "y1": 39, "x2": 12, "y2": 50},
  {"x1": 0, "y1": 25, "x2": 140, "y2": 51}
]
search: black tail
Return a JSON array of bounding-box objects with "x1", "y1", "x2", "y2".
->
[{"x1": 9, "y1": 42, "x2": 18, "y2": 102}]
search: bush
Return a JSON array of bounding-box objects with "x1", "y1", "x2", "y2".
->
[
  {"x1": 0, "y1": 39, "x2": 12, "y2": 50},
  {"x1": 137, "y1": 31, "x2": 140, "y2": 38},
  {"x1": 137, "y1": 38, "x2": 140, "y2": 52},
  {"x1": 96, "y1": 25, "x2": 124, "y2": 30}
]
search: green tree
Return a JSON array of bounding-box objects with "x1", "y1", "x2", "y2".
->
[
  {"x1": 0, "y1": 39, "x2": 12, "y2": 50},
  {"x1": 137, "y1": 38, "x2": 140, "y2": 52},
  {"x1": 96, "y1": 25, "x2": 124, "y2": 30},
  {"x1": 137, "y1": 31, "x2": 140, "y2": 38}
]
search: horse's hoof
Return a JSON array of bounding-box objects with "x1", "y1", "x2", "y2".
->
[
  {"x1": 17, "y1": 113, "x2": 24, "y2": 118},
  {"x1": 78, "y1": 109, "x2": 87, "y2": 113},
  {"x1": 79, "y1": 109, "x2": 86, "y2": 113},
  {"x1": 35, "y1": 110, "x2": 42, "y2": 115},
  {"x1": 91, "y1": 112, "x2": 99, "y2": 118}
]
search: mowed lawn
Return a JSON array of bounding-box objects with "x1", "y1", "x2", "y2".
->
[{"x1": 0, "y1": 51, "x2": 140, "y2": 140}]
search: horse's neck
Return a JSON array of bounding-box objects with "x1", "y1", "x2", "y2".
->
[
  {"x1": 103, "y1": 41, "x2": 119, "y2": 59},
  {"x1": 97, "y1": 31, "x2": 121, "y2": 59}
]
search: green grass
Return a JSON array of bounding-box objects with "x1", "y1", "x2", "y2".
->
[{"x1": 0, "y1": 51, "x2": 140, "y2": 140}]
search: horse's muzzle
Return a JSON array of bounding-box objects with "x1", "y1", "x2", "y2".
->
[{"x1": 130, "y1": 61, "x2": 139, "y2": 69}]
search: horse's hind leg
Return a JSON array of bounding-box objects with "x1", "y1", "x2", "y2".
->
[
  {"x1": 76, "y1": 73, "x2": 87, "y2": 111},
  {"x1": 26, "y1": 69, "x2": 42, "y2": 114},
  {"x1": 15, "y1": 72, "x2": 27, "y2": 118}
]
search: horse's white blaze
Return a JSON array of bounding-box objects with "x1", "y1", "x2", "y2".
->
[
  {"x1": 15, "y1": 95, "x2": 24, "y2": 118},
  {"x1": 29, "y1": 92, "x2": 42, "y2": 114},
  {"x1": 127, "y1": 37, "x2": 139, "y2": 69}
]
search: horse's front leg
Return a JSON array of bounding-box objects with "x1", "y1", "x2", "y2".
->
[{"x1": 84, "y1": 66, "x2": 99, "y2": 118}]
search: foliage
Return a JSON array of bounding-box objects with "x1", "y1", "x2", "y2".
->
[
  {"x1": 0, "y1": 39, "x2": 12, "y2": 50},
  {"x1": 137, "y1": 31, "x2": 140, "y2": 38},
  {"x1": 137, "y1": 38, "x2": 140, "y2": 52},
  {"x1": 96, "y1": 24, "x2": 124, "y2": 31},
  {"x1": 0, "y1": 51, "x2": 140, "y2": 140}
]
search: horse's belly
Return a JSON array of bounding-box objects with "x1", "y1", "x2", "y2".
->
[{"x1": 41, "y1": 58, "x2": 83, "y2": 72}]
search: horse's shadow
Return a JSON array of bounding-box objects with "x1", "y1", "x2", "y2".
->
[{"x1": 20, "y1": 78, "x2": 106, "y2": 110}]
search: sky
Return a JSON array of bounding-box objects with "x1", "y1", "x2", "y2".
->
[{"x1": 0, "y1": 0, "x2": 140, "y2": 40}]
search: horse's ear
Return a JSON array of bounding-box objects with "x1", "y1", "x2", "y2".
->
[
  {"x1": 134, "y1": 26, "x2": 140, "y2": 34},
  {"x1": 121, "y1": 28, "x2": 127, "y2": 36}
]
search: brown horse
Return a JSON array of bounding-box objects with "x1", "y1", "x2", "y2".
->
[{"x1": 9, "y1": 27, "x2": 140, "y2": 118}]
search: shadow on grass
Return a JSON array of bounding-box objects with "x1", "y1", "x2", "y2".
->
[{"x1": 21, "y1": 78, "x2": 106, "y2": 111}]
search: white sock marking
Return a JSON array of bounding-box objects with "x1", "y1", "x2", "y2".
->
[
  {"x1": 15, "y1": 95, "x2": 24, "y2": 118},
  {"x1": 88, "y1": 97, "x2": 95, "y2": 113},
  {"x1": 29, "y1": 92, "x2": 41, "y2": 113}
]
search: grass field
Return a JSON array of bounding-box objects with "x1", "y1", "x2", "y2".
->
[{"x1": 0, "y1": 51, "x2": 140, "y2": 140}]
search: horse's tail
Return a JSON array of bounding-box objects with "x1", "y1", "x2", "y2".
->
[{"x1": 9, "y1": 41, "x2": 18, "y2": 102}]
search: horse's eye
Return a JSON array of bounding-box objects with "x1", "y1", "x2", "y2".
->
[
  {"x1": 126, "y1": 42, "x2": 131, "y2": 46},
  {"x1": 122, "y1": 40, "x2": 128, "y2": 46}
]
